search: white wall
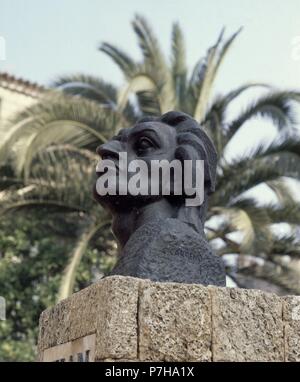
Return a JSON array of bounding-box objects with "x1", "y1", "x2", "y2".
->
[{"x1": 0, "y1": 87, "x2": 37, "y2": 129}]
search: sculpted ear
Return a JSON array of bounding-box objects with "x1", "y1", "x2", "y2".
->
[
  {"x1": 197, "y1": 130, "x2": 217, "y2": 193},
  {"x1": 175, "y1": 132, "x2": 217, "y2": 194}
]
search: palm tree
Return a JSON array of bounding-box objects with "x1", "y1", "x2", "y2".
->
[{"x1": 1, "y1": 15, "x2": 300, "y2": 299}]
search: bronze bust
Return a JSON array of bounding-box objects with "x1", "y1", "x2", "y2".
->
[{"x1": 94, "y1": 111, "x2": 225, "y2": 286}]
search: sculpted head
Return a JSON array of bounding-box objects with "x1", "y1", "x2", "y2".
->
[{"x1": 94, "y1": 111, "x2": 217, "y2": 233}]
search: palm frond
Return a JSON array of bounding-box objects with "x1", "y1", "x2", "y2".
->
[
  {"x1": 213, "y1": 197, "x2": 272, "y2": 253},
  {"x1": 266, "y1": 178, "x2": 296, "y2": 204},
  {"x1": 99, "y1": 43, "x2": 136, "y2": 78},
  {"x1": 135, "y1": 90, "x2": 161, "y2": 116},
  {"x1": 0, "y1": 94, "x2": 119, "y2": 175},
  {"x1": 52, "y1": 74, "x2": 118, "y2": 105},
  {"x1": 203, "y1": 84, "x2": 267, "y2": 155},
  {"x1": 239, "y1": 260, "x2": 300, "y2": 295},
  {"x1": 0, "y1": 147, "x2": 97, "y2": 215},
  {"x1": 224, "y1": 91, "x2": 300, "y2": 145},
  {"x1": 117, "y1": 72, "x2": 157, "y2": 113},
  {"x1": 210, "y1": 27, "x2": 242, "y2": 83},
  {"x1": 270, "y1": 233, "x2": 300, "y2": 257},
  {"x1": 241, "y1": 136, "x2": 300, "y2": 165},
  {"x1": 202, "y1": 86, "x2": 246, "y2": 154},
  {"x1": 217, "y1": 136, "x2": 300, "y2": 186},
  {"x1": 190, "y1": 28, "x2": 242, "y2": 121},
  {"x1": 0, "y1": 165, "x2": 23, "y2": 190},
  {"x1": 215, "y1": 159, "x2": 300, "y2": 209},
  {"x1": 132, "y1": 14, "x2": 166, "y2": 67},
  {"x1": 227, "y1": 197, "x2": 300, "y2": 252},
  {"x1": 215, "y1": 148, "x2": 300, "y2": 207},
  {"x1": 171, "y1": 22, "x2": 187, "y2": 109},
  {"x1": 131, "y1": 15, "x2": 175, "y2": 112},
  {"x1": 264, "y1": 200, "x2": 300, "y2": 226},
  {"x1": 203, "y1": 83, "x2": 269, "y2": 126}
]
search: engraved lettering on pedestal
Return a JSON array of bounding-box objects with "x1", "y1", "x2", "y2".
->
[{"x1": 42, "y1": 334, "x2": 95, "y2": 362}]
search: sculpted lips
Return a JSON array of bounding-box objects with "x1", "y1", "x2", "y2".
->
[
  {"x1": 96, "y1": 159, "x2": 119, "y2": 177},
  {"x1": 96, "y1": 155, "x2": 119, "y2": 177}
]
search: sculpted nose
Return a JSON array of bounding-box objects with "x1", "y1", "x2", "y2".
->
[{"x1": 96, "y1": 141, "x2": 122, "y2": 161}]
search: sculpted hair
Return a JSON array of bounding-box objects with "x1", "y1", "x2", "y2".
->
[{"x1": 138, "y1": 111, "x2": 218, "y2": 233}]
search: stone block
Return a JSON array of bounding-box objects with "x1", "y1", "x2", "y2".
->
[
  {"x1": 283, "y1": 296, "x2": 300, "y2": 361},
  {"x1": 38, "y1": 276, "x2": 140, "y2": 361},
  {"x1": 138, "y1": 281, "x2": 212, "y2": 361},
  {"x1": 38, "y1": 276, "x2": 298, "y2": 362},
  {"x1": 210, "y1": 287, "x2": 284, "y2": 361}
]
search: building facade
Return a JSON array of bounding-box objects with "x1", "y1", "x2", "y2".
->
[{"x1": 0, "y1": 72, "x2": 44, "y2": 127}]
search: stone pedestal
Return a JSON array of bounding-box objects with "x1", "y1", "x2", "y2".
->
[{"x1": 38, "y1": 276, "x2": 300, "y2": 362}]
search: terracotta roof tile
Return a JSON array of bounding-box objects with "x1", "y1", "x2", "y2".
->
[{"x1": 0, "y1": 72, "x2": 45, "y2": 97}]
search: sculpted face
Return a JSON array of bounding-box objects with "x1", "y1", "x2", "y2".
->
[
  {"x1": 92, "y1": 112, "x2": 225, "y2": 287},
  {"x1": 94, "y1": 121, "x2": 178, "y2": 210}
]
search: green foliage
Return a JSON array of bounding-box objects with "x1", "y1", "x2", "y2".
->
[
  {"x1": 0, "y1": 213, "x2": 114, "y2": 361},
  {"x1": 0, "y1": 214, "x2": 64, "y2": 361}
]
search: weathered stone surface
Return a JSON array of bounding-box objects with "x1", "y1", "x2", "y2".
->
[
  {"x1": 38, "y1": 298, "x2": 72, "y2": 359},
  {"x1": 138, "y1": 281, "x2": 212, "y2": 361},
  {"x1": 95, "y1": 276, "x2": 140, "y2": 360},
  {"x1": 38, "y1": 276, "x2": 140, "y2": 361},
  {"x1": 210, "y1": 287, "x2": 284, "y2": 361},
  {"x1": 38, "y1": 276, "x2": 300, "y2": 362},
  {"x1": 283, "y1": 296, "x2": 300, "y2": 361}
]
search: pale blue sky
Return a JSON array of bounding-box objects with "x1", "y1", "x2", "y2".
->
[
  {"x1": 1, "y1": 0, "x2": 300, "y2": 92},
  {"x1": 1, "y1": 0, "x2": 300, "y2": 171}
]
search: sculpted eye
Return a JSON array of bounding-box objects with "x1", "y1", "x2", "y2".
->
[{"x1": 135, "y1": 137, "x2": 154, "y2": 154}]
